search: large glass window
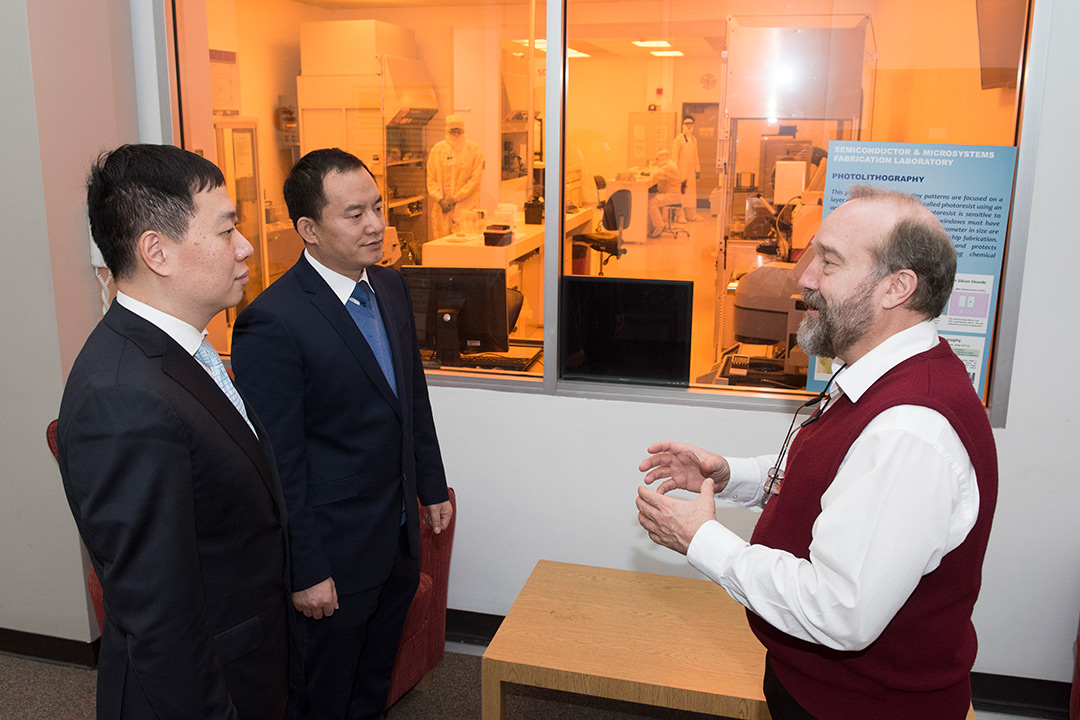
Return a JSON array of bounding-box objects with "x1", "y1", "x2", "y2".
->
[
  {"x1": 171, "y1": 0, "x2": 1030, "y2": 403},
  {"x1": 562, "y1": 0, "x2": 1028, "y2": 399},
  {"x1": 175, "y1": 0, "x2": 547, "y2": 378}
]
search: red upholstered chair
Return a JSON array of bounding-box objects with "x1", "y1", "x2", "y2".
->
[
  {"x1": 48, "y1": 419, "x2": 456, "y2": 707},
  {"x1": 385, "y1": 486, "x2": 457, "y2": 708},
  {"x1": 1072, "y1": 617, "x2": 1080, "y2": 719},
  {"x1": 47, "y1": 420, "x2": 107, "y2": 630}
]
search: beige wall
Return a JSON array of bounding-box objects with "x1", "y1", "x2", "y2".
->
[
  {"x1": 872, "y1": 68, "x2": 1018, "y2": 144},
  {"x1": 1, "y1": 0, "x2": 139, "y2": 641}
]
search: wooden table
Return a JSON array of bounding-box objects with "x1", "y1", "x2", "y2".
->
[
  {"x1": 482, "y1": 560, "x2": 770, "y2": 719},
  {"x1": 481, "y1": 560, "x2": 978, "y2": 720}
]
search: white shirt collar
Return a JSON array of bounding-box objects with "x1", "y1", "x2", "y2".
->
[
  {"x1": 303, "y1": 249, "x2": 371, "y2": 305},
  {"x1": 114, "y1": 291, "x2": 206, "y2": 356},
  {"x1": 834, "y1": 321, "x2": 940, "y2": 404}
]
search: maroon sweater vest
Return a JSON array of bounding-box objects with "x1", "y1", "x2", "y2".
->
[{"x1": 748, "y1": 340, "x2": 997, "y2": 720}]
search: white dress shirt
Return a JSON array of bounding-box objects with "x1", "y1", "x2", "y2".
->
[
  {"x1": 303, "y1": 249, "x2": 374, "y2": 306},
  {"x1": 115, "y1": 292, "x2": 257, "y2": 435},
  {"x1": 115, "y1": 291, "x2": 206, "y2": 356},
  {"x1": 687, "y1": 321, "x2": 980, "y2": 651}
]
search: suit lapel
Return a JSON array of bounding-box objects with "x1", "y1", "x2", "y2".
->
[
  {"x1": 161, "y1": 341, "x2": 279, "y2": 490},
  {"x1": 104, "y1": 304, "x2": 279, "y2": 497},
  {"x1": 294, "y1": 258, "x2": 403, "y2": 417}
]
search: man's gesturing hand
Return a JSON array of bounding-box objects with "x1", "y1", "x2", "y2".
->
[
  {"x1": 638, "y1": 440, "x2": 730, "y2": 494},
  {"x1": 636, "y1": 477, "x2": 717, "y2": 555}
]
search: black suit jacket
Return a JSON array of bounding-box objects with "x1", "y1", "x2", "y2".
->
[
  {"x1": 57, "y1": 303, "x2": 289, "y2": 720},
  {"x1": 231, "y1": 256, "x2": 448, "y2": 596}
]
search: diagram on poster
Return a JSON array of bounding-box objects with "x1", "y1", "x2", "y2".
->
[
  {"x1": 938, "y1": 274, "x2": 994, "y2": 334},
  {"x1": 807, "y1": 141, "x2": 1017, "y2": 401}
]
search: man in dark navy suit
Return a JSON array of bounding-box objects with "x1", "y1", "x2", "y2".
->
[
  {"x1": 232, "y1": 148, "x2": 452, "y2": 720},
  {"x1": 58, "y1": 144, "x2": 289, "y2": 719}
]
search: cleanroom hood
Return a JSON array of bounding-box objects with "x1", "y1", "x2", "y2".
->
[{"x1": 384, "y1": 55, "x2": 438, "y2": 125}]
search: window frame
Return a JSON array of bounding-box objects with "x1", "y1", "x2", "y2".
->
[
  {"x1": 147, "y1": 0, "x2": 1043, "y2": 427},
  {"x1": 425, "y1": 0, "x2": 1042, "y2": 428}
]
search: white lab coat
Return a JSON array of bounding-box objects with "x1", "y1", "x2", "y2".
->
[
  {"x1": 671, "y1": 132, "x2": 700, "y2": 220},
  {"x1": 427, "y1": 135, "x2": 484, "y2": 238}
]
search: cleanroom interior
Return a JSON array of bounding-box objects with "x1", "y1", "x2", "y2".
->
[{"x1": 175, "y1": 0, "x2": 1025, "y2": 389}]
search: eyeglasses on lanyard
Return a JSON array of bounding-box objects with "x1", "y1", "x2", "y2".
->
[{"x1": 764, "y1": 367, "x2": 845, "y2": 502}]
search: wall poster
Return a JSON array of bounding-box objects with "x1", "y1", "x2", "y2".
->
[{"x1": 807, "y1": 140, "x2": 1018, "y2": 401}]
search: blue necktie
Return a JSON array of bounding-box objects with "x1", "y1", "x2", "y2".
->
[
  {"x1": 194, "y1": 338, "x2": 256, "y2": 435},
  {"x1": 347, "y1": 280, "x2": 397, "y2": 396},
  {"x1": 347, "y1": 281, "x2": 406, "y2": 524}
]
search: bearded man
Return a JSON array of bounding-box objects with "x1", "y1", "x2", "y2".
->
[{"x1": 636, "y1": 185, "x2": 997, "y2": 720}]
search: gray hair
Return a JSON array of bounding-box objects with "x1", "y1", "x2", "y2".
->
[{"x1": 849, "y1": 185, "x2": 957, "y2": 319}]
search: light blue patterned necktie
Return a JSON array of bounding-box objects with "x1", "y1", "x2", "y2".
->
[
  {"x1": 347, "y1": 280, "x2": 397, "y2": 396},
  {"x1": 194, "y1": 337, "x2": 256, "y2": 435}
]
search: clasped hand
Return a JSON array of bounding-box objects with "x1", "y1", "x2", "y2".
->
[{"x1": 636, "y1": 441, "x2": 730, "y2": 555}]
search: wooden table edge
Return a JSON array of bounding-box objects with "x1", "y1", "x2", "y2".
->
[{"x1": 481, "y1": 655, "x2": 771, "y2": 719}]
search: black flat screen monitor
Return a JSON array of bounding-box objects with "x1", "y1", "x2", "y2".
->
[
  {"x1": 401, "y1": 266, "x2": 509, "y2": 366},
  {"x1": 560, "y1": 276, "x2": 693, "y2": 387}
]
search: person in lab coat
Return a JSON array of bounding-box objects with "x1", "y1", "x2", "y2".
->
[
  {"x1": 427, "y1": 114, "x2": 484, "y2": 238},
  {"x1": 647, "y1": 149, "x2": 684, "y2": 238},
  {"x1": 671, "y1": 115, "x2": 700, "y2": 221}
]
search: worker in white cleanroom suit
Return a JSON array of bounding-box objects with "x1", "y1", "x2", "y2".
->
[
  {"x1": 647, "y1": 149, "x2": 684, "y2": 238},
  {"x1": 671, "y1": 115, "x2": 700, "y2": 221},
  {"x1": 427, "y1": 114, "x2": 484, "y2": 238}
]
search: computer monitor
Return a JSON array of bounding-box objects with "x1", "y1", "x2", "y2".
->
[
  {"x1": 559, "y1": 276, "x2": 693, "y2": 387},
  {"x1": 401, "y1": 266, "x2": 510, "y2": 367}
]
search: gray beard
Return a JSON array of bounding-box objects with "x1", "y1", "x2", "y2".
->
[
  {"x1": 796, "y1": 280, "x2": 878, "y2": 359},
  {"x1": 796, "y1": 311, "x2": 836, "y2": 358}
]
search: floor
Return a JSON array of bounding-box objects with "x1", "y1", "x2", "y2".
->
[
  {"x1": 0, "y1": 646, "x2": 1054, "y2": 720},
  {"x1": 447, "y1": 641, "x2": 1046, "y2": 720}
]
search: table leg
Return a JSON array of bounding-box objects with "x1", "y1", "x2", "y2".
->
[{"x1": 481, "y1": 658, "x2": 507, "y2": 720}]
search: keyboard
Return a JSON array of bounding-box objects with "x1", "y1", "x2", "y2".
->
[
  {"x1": 458, "y1": 350, "x2": 542, "y2": 372},
  {"x1": 418, "y1": 347, "x2": 542, "y2": 372}
]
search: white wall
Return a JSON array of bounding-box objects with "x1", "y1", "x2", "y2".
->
[
  {"x1": 968, "y1": 0, "x2": 1080, "y2": 679},
  {"x1": 0, "y1": 0, "x2": 139, "y2": 642},
  {"x1": 0, "y1": 0, "x2": 76, "y2": 641},
  {"x1": 432, "y1": 0, "x2": 1080, "y2": 685}
]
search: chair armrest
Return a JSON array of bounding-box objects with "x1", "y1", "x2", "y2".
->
[{"x1": 419, "y1": 487, "x2": 456, "y2": 616}]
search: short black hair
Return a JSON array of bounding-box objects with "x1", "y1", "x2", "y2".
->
[
  {"x1": 283, "y1": 148, "x2": 371, "y2": 228},
  {"x1": 849, "y1": 185, "x2": 958, "y2": 319},
  {"x1": 86, "y1": 144, "x2": 225, "y2": 279}
]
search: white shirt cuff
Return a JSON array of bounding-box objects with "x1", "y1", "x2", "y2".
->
[
  {"x1": 687, "y1": 519, "x2": 750, "y2": 589},
  {"x1": 717, "y1": 456, "x2": 771, "y2": 508}
]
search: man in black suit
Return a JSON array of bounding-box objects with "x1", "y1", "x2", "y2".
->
[
  {"x1": 231, "y1": 148, "x2": 452, "y2": 720},
  {"x1": 57, "y1": 144, "x2": 289, "y2": 719}
]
